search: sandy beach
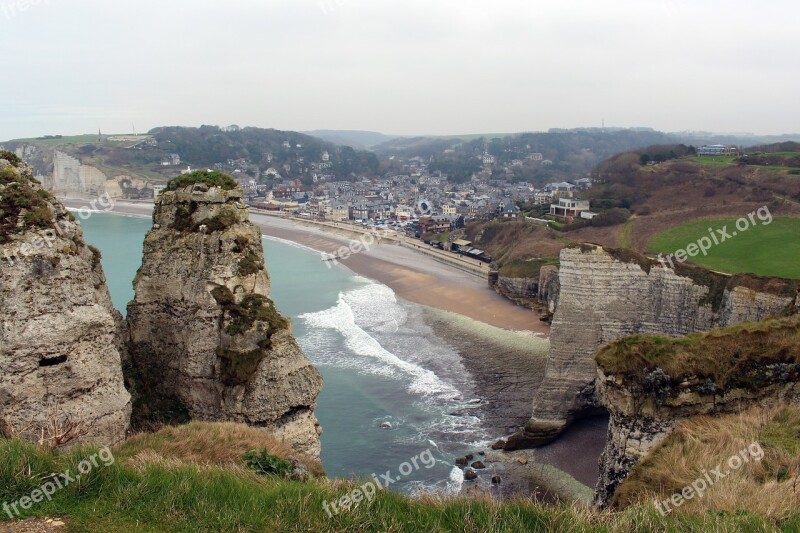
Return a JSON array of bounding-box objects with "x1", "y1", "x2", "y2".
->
[
  {"x1": 63, "y1": 198, "x2": 606, "y2": 495},
  {"x1": 67, "y1": 199, "x2": 548, "y2": 334}
]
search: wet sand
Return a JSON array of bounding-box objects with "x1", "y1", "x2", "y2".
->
[
  {"x1": 66, "y1": 199, "x2": 547, "y2": 334},
  {"x1": 63, "y1": 198, "x2": 606, "y2": 497}
]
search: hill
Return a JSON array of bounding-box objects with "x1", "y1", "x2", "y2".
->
[
  {"x1": 0, "y1": 126, "x2": 379, "y2": 191},
  {"x1": 302, "y1": 130, "x2": 400, "y2": 150},
  {"x1": 373, "y1": 128, "x2": 688, "y2": 186}
]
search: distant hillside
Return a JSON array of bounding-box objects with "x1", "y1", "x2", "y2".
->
[
  {"x1": 373, "y1": 128, "x2": 685, "y2": 185},
  {"x1": 471, "y1": 142, "x2": 800, "y2": 276},
  {"x1": 1, "y1": 126, "x2": 379, "y2": 192},
  {"x1": 302, "y1": 129, "x2": 400, "y2": 150}
]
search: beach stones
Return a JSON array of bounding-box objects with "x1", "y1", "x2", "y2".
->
[
  {"x1": 464, "y1": 469, "x2": 477, "y2": 481},
  {"x1": 491, "y1": 475, "x2": 502, "y2": 484},
  {"x1": 471, "y1": 461, "x2": 486, "y2": 469},
  {"x1": 491, "y1": 439, "x2": 506, "y2": 450},
  {"x1": 465, "y1": 454, "x2": 474, "y2": 461},
  {"x1": 517, "y1": 457, "x2": 528, "y2": 465},
  {"x1": 455, "y1": 457, "x2": 468, "y2": 467}
]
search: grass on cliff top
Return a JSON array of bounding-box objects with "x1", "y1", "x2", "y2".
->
[
  {"x1": 165, "y1": 170, "x2": 238, "y2": 191},
  {"x1": 2, "y1": 422, "x2": 798, "y2": 532},
  {"x1": 595, "y1": 315, "x2": 800, "y2": 391},
  {"x1": 498, "y1": 257, "x2": 558, "y2": 278},
  {"x1": 648, "y1": 217, "x2": 800, "y2": 279},
  {"x1": 613, "y1": 404, "x2": 800, "y2": 521}
]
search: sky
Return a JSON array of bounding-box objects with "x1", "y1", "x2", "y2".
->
[{"x1": 0, "y1": 0, "x2": 798, "y2": 140}]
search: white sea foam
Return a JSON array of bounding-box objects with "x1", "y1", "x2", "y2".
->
[
  {"x1": 262, "y1": 234, "x2": 326, "y2": 256},
  {"x1": 299, "y1": 282, "x2": 459, "y2": 397}
]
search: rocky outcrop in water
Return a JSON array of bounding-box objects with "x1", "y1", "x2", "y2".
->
[
  {"x1": 0, "y1": 152, "x2": 131, "y2": 446},
  {"x1": 593, "y1": 315, "x2": 800, "y2": 507},
  {"x1": 126, "y1": 177, "x2": 323, "y2": 458},
  {"x1": 508, "y1": 244, "x2": 797, "y2": 450}
]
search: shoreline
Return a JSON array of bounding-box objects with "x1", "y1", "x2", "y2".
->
[
  {"x1": 64, "y1": 198, "x2": 548, "y2": 335},
  {"x1": 62, "y1": 198, "x2": 607, "y2": 498}
]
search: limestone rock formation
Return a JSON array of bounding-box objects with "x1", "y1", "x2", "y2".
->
[
  {"x1": 538, "y1": 264, "x2": 559, "y2": 316},
  {"x1": 593, "y1": 315, "x2": 800, "y2": 506},
  {"x1": 510, "y1": 244, "x2": 797, "y2": 449},
  {"x1": 126, "y1": 177, "x2": 323, "y2": 458},
  {"x1": 52, "y1": 150, "x2": 152, "y2": 199},
  {"x1": 0, "y1": 153, "x2": 131, "y2": 446},
  {"x1": 489, "y1": 262, "x2": 559, "y2": 313}
]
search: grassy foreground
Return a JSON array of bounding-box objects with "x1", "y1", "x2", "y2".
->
[
  {"x1": 1, "y1": 424, "x2": 799, "y2": 532},
  {"x1": 614, "y1": 404, "x2": 800, "y2": 522},
  {"x1": 648, "y1": 217, "x2": 800, "y2": 279}
]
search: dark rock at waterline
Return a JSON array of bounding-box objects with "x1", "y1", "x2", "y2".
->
[
  {"x1": 471, "y1": 461, "x2": 486, "y2": 469},
  {"x1": 492, "y1": 475, "x2": 502, "y2": 484},
  {"x1": 503, "y1": 430, "x2": 554, "y2": 450},
  {"x1": 465, "y1": 454, "x2": 474, "y2": 461},
  {"x1": 491, "y1": 439, "x2": 506, "y2": 450},
  {"x1": 455, "y1": 457, "x2": 467, "y2": 467},
  {"x1": 464, "y1": 469, "x2": 477, "y2": 481},
  {"x1": 478, "y1": 451, "x2": 485, "y2": 456}
]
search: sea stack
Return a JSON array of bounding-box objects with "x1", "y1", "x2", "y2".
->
[
  {"x1": 126, "y1": 171, "x2": 323, "y2": 458},
  {"x1": 0, "y1": 152, "x2": 131, "y2": 446}
]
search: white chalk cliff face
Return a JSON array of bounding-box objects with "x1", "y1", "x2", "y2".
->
[
  {"x1": 0, "y1": 154, "x2": 131, "y2": 446},
  {"x1": 509, "y1": 245, "x2": 798, "y2": 449},
  {"x1": 126, "y1": 182, "x2": 323, "y2": 458}
]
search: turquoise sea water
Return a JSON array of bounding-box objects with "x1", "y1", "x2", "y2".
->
[{"x1": 78, "y1": 212, "x2": 488, "y2": 494}]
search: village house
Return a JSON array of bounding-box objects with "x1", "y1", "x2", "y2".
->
[{"x1": 550, "y1": 198, "x2": 591, "y2": 221}]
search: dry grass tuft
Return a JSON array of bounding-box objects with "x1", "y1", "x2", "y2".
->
[
  {"x1": 118, "y1": 421, "x2": 324, "y2": 477},
  {"x1": 614, "y1": 404, "x2": 800, "y2": 520}
]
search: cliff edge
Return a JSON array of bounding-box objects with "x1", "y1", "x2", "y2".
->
[
  {"x1": 594, "y1": 315, "x2": 800, "y2": 506},
  {"x1": 508, "y1": 244, "x2": 798, "y2": 449},
  {"x1": 0, "y1": 151, "x2": 131, "y2": 446}
]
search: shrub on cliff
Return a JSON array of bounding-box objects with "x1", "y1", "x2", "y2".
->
[
  {"x1": 0, "y1": 166, "x2": 55, "y2": 243},
  {"x1": 166, "y1": 170, "x2": 238, "y2": 191}
]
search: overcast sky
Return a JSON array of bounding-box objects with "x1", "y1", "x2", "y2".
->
[{"x1": 1, "y1": 0, "x2": 797, "y2": 140}]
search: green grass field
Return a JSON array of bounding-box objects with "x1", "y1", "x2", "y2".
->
[
  {"x1": 690, "y1": 155, "x2": 738, "y2": 167},
  {"x1": 648, "y1": 217, "x2": 800, "y2": 279}
]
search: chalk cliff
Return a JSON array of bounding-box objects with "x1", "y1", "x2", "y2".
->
[
  {"x1": 593, "y1": 314, "x2": 800, "y2": 507},
  {"x1": 0, "y1": 152, "x2": 131, "y2": 446},
  {"x1": 489, "y1": 262, "x2": 560, "y2": 315},
  {"x1": 509, "y1": 244, "x2": 798, "y2": 449},
  {"x1": 126, "y1": 177, "x2": 323, "y2": 458}
]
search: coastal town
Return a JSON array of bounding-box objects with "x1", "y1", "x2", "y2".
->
[{"x1": 152, "y1": 148, "x2": 598, "y2": 251}]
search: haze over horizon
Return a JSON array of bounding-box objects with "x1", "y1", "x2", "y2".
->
[{"x1": 1, "y1": 0, "x2": 798, "y2": 140}]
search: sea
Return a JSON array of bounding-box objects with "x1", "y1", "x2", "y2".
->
[{"x1": 78, "y1": 211, "x2": 496, "y2": 494}]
